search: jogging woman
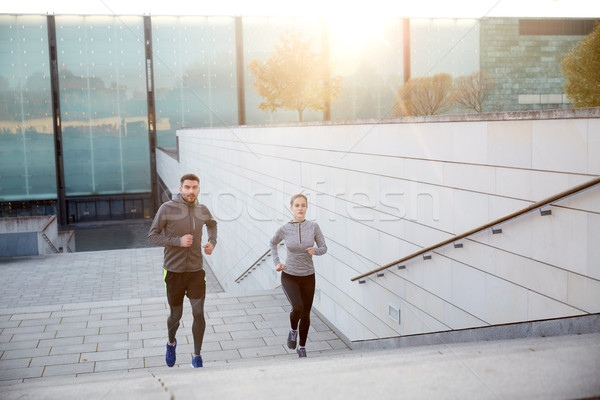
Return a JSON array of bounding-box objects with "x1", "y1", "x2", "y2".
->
[{"x1": 270, "y1": 194, "x2": 327, "y2": 357}]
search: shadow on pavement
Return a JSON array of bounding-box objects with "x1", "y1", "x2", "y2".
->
[{"x1": 66, "y1": 218, "x2": 154, "y2": 252}]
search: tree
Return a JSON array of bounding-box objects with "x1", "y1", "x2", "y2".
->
[
  {"x1": 247, "y1": 31, "x2": 342, "y2": 122},
  {"x1": 453, "y1": 71, "x2": 494, "y2": 113},
  {"x1": 562, "y1": 23, "x2": 600, "y2": 107},
  {"x1": 394, "y1": 73, "x2": 454, "y2": 116}
]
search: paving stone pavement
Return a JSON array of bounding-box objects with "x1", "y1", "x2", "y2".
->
[
  {"x1": 0, "y1": 246, "x2": 350, "y2": 386},
  {"x1": 2, "y1": 220, "x2": 599, "y2": 399}
]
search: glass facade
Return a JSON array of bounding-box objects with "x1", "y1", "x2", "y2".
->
[
  {"x1": 0, "y1": 14, "x2": 577, "y2": 222},
  {"x1": 329, "y1": 17, "x2": 406, "y2": 120},
  {"x1": 243, "y1": 17, "x2": 324, "y2": 124},
  {"x1": 55, "y1": 16, "x2": 150, "y2": 197},
  {"x1": 410, "y1": 18, "x2": 480, "y2": 77},
  {"x1": 0, "y1": 16, "x2": 56, "y2": 201},
  {"x1": 152, "y1": 16, "x2": 238, "y2": 148}
]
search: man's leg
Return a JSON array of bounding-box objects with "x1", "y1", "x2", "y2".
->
[
  {"x1": 164, "y1": 270, "x2": 185, "y2": 367},
  {"x1": 190, "y1": 297, "x2": 206, "y2": 355},
  {"x1": 167, "y1": 304, "x2": 183, "y2": 343},
  {"x1": 187, "y1": 269, "x2": 207, "y2": 368}
]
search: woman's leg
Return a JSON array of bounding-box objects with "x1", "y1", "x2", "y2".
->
[
  {"x1": 281, "y1": 272, "x2": 315, "y2": 347},
  {"x1": 281, "y1": 272, "x2": 304, "y2": 330},
  {"x1": 297, "y1": 274, "x2": 315, "y2": 347}
]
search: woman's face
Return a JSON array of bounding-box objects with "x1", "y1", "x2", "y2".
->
[{"x1": 291, "y1": 197, "x2": 307, "y2": 221}]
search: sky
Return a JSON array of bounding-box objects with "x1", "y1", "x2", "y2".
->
[{"x1": 2, "y1": 0, "x2": 600, "y2": 18}]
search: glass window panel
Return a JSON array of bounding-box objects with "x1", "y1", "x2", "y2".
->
[
  {"x1": 0, "y1": 15, "x2": 56, "y2": 201},
  {"x1": 152, "y1": 16, "x2": 237, "y2": 148},
  {"x1": 96, "y1": 199, "x2": 111, "y2": 220},
  {"x1": 243, "y1": 17, "x2": 323, "y2": 125},
  {"x1": 328, "y1": 17, "x2": 405, "y2": 120},
  {"x1": 77, "y1": 201, "x2": 96, "y2": 222},
  {"x1": 55, "y1": 15, "x2": 150, "y2": 196},
  {"x1": 110, "y1": 199, "x2": 124, "y2": 219},
  {"x1": 124, "y1": 199, "x2": 143, "y2": 219},
  {"x1": 410, "y1": 18, "x2": 480, "y2": 77},
  {"x1": 143, "y1": 198, "x2": 152, "y2": 219}
]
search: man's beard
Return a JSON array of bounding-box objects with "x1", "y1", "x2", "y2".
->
[{"x1": 183, "y1": 194, "x2": 196, "y2": 203}]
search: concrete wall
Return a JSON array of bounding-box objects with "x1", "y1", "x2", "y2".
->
[
  {"x1": 0, "y1": 216, "x2": 75, "y2": 256},
  {"x1": 156, "y1": 108, "x2": 600, "y2": 342},
  {"x1": 0, "y1": 232, "x2": 38, "y2": 257}
]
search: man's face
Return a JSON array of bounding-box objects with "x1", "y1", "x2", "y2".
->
[{"x1": 179, "y1": 179, "x2": 200, "y2": 204}]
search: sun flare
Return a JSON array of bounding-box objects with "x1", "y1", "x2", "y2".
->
[{"x1": 328, "y1": 16, "x2": 390, "y2": 48}]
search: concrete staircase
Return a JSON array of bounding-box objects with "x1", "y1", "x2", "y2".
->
[
  {"x1": 2, "y1": 332, "x2": 599, "y2": 400},
  {"x1": 1, "y1": 247, "x2": 599, "y2": 399}
]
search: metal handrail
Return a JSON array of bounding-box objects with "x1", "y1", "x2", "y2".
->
[
  {"x1": 41, "y1": 232, "x2": 60, "y2": 254},
  {"x1": 351, "y1": 175, "x2": 600, "y2": 282},
  {"x1": 235, "y1": 249, "x2": 271, "y2": 283}
]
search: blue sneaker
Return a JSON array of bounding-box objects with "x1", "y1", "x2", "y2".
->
[
  {"x1": 191, "y1": 355, "x2": 203, "y2": 368},
  {"x1": 165, "y1": 339, "x2": 176, "y2": 367}
]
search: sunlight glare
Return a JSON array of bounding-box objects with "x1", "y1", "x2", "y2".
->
[
  {"x1": 328, "y1": 16, "x2": 392, "y2": 77},
  {"x1": 329, "y1": 16, "x2": 389, "y2": 47}
]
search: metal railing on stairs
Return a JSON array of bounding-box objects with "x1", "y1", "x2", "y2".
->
[
  {"x1": 235, "y1": 250, "x2": 270, "y2": 283},
  {"x1": 41, "y1": 232, "x2": 61, "y2": 254},
  {"x1": 351, "y1": 175, "x2": 600, "y2": 283},
  {"x1": 235, "y1": 242, "x2": 285, "y2": 283}
]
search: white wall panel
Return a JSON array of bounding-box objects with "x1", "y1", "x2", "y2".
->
[
  {"x1": 488, "y1": 120, "x2": 532, "y2": 168},
  {"x1": 532, "y1": 119, "x2": 589, "y2": 173},
  {"x1": 159, "y1": 112, "x2": 600, "y2": 342}
]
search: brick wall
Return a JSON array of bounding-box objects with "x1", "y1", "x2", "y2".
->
[{"x1": 480, "y1": 18, "x2": 585, "y2": 112}]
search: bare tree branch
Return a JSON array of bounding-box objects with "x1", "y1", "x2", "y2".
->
[
  {"x1": 395, "y1": 73, "x2": 454, "y2": 116},
  {"x1": 453, "y1": 71, "x2": 494, "y2": 113}
]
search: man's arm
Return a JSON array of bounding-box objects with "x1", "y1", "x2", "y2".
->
[
  {"x1": 205, "y1": 219, "x2": 217, "y2": 247},
  {"x1": 202, "y1": 217, "x2": 217, "y2": 255},
  {"x1": 148, "y1": 205, "x2": 182, "y2": 247}
]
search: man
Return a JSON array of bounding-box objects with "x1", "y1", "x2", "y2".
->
[{"x1": 148, "y1": 173, "x2": 217, "y2": 368}]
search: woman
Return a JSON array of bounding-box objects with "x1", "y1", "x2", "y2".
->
[{"x1": 270, "y1": 193, "x2": 327, "y2": 357}]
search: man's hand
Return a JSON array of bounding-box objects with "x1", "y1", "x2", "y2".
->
[
  {"x1": 180, "y1": 234, "x2": 193, "y2": 247},
  {"x1": 203, "y1": 242, "x2": 214, "y2": 255}
]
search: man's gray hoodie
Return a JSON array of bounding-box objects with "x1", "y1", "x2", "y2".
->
[{"x1": 148, "y1": 193, "x2": 217, "y2": 273}]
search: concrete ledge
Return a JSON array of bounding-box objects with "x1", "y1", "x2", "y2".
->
[
  {"x1": 180, "y1": 107, "x2": 600, "y2": 131},
  {"x1": 348, "y1": 313, "x2": 600, "y2": 351}
]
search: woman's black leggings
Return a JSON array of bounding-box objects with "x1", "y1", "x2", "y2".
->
[{"x1": 281, "y1": 272, "x2": 315, "y2": 347}]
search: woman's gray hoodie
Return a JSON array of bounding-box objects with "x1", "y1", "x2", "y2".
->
[{"x1": 270, "y1": 220, "x2": 327, "y2": 276}]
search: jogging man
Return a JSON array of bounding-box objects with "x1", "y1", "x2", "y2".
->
[{"x1": 148, "y1": 173, "x2": 217, "y2": 368}]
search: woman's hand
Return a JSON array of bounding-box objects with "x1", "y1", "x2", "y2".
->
[
  {"x1": 306, "y1": 247, "x2": 316, "y2": 255},
  {"x1": 275, "y1": 263, "x2": 286, "y2": 271}
]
